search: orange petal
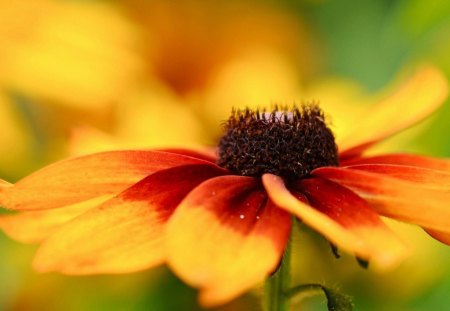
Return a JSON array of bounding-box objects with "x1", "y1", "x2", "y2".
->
[
  {"x1": 263, "y1": 174, "x2": 408, "y2": 269},
  {"x1": 166, "y1": 175, "x2": 291, "y2": 307},
  {"x1": 0, "y1": 195, "x2": 112, "y2": 244},
  {"x1": 158, "y1": 148, "x2": 218, "y2": 163},
  {"x1": 341, "y1": 153, "x2": 450, "y2": 173},
  {"x1": 425, "y1": 229, "x2": 450, "y2": 245},
  {"x1": 0, "y1": 150, "x2": 210, "y2": 211},
  {"x1": 313, "y1": 167, "x2": 450, "y2": 232},
  {"x1": 344, "y1": 164, "x2": 450, "y2": 191},
  {"x1": 33, "y1": 164, "x2": 226, "y2": 274},
  {"x1": 338, "y1": 66, "x2": 449, "y2": 159}
]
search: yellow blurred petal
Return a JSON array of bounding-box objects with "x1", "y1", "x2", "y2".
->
[
  {"x1": 201, "y1": 51, "x2": 302, "y2": 137},
  {"x1": 302, "y1": 78, "x2": 370, "y2": 140},
  {"x1": 69, "y1": 126, "x2": 121, "y2": 156},
  {"x1": 69, "y1": 84, "x2": 206, "y2": 155},
  {"x1": 115, "y1": 86, "x2": 205, "y2": 148},
  {"x1": 338, "y1": 65, "x2": 449, "y2": 157},
  {"x1": 0, "y1": 94, "x2": 36, "y2": 177},
  {"x1": 0, "y1": 1, "x2": 143, "y2": 109}
]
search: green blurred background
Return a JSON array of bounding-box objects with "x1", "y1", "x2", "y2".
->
[{"x1": 1, "y1": 0, "x2": 450, "y2": 310}]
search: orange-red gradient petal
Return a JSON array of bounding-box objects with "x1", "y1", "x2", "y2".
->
[
  {"x1": 263, "y1": 174, "x2": 408, "y2": 269},
  {"x1": 299, "y1": 178, "x2": 408, "y2": 266},
  {"x1": 339, "y1": 66, "x2": 448, "y2": 159},
  {"x1": 0, "y1": 150, "x2": 211, "y2": 211},
  {"x1": 167, "y1": 175, "x2": 291, "y2": 307},
  {"x1": 344, "y1": 164, "x2": 450, "y2": 191},
  {"x1": 313, "y1": 167, "x2": 450, "y2": 232},
  {"x1": 341, "y1": 153, "x2": 450, "y2": 172},
  {"x1": 33, "y1": 164, "x2": 226, "y2": 274}
]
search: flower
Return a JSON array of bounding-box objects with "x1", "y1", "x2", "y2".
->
[{"x1": 0, "y1": 66, "x2": 449, "y2": 307}]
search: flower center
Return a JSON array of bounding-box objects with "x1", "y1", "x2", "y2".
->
[{"x1": 217, "y1": 105, "x2": 339, "y2": 179}]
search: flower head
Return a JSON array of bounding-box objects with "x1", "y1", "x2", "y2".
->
[{"x1": 0, "y1": 66, "x2": 449, "y2": 307}]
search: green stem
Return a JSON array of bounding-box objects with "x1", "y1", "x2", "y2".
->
[{"x1": 264, "y1": 235, "x2": 291, "y2": 311}]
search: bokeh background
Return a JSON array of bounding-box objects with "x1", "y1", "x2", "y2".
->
[{"x1": 1, "y1": 0, "x2": 450, "y2": 310}]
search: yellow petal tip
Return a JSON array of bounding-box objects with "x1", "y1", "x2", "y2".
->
[{"x1": 0, "y1": 179, "x2": 12, "y2": 191}]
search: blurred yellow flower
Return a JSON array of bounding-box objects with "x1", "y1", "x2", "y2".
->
[
  {"x1": 0, "y1": 0, "x2": 144, "y2": 110},
  {"x1": 120, "y1": 0, "x2": 313, "y2": 96}
]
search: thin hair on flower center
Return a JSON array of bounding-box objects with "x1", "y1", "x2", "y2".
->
[{"x1": 217, "y1": 104, "x2": 339, "y2": 179}]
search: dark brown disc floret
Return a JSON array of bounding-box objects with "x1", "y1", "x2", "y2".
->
[{"x1": 217, "y1": 105, "x2": 339, "y2": 179}]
